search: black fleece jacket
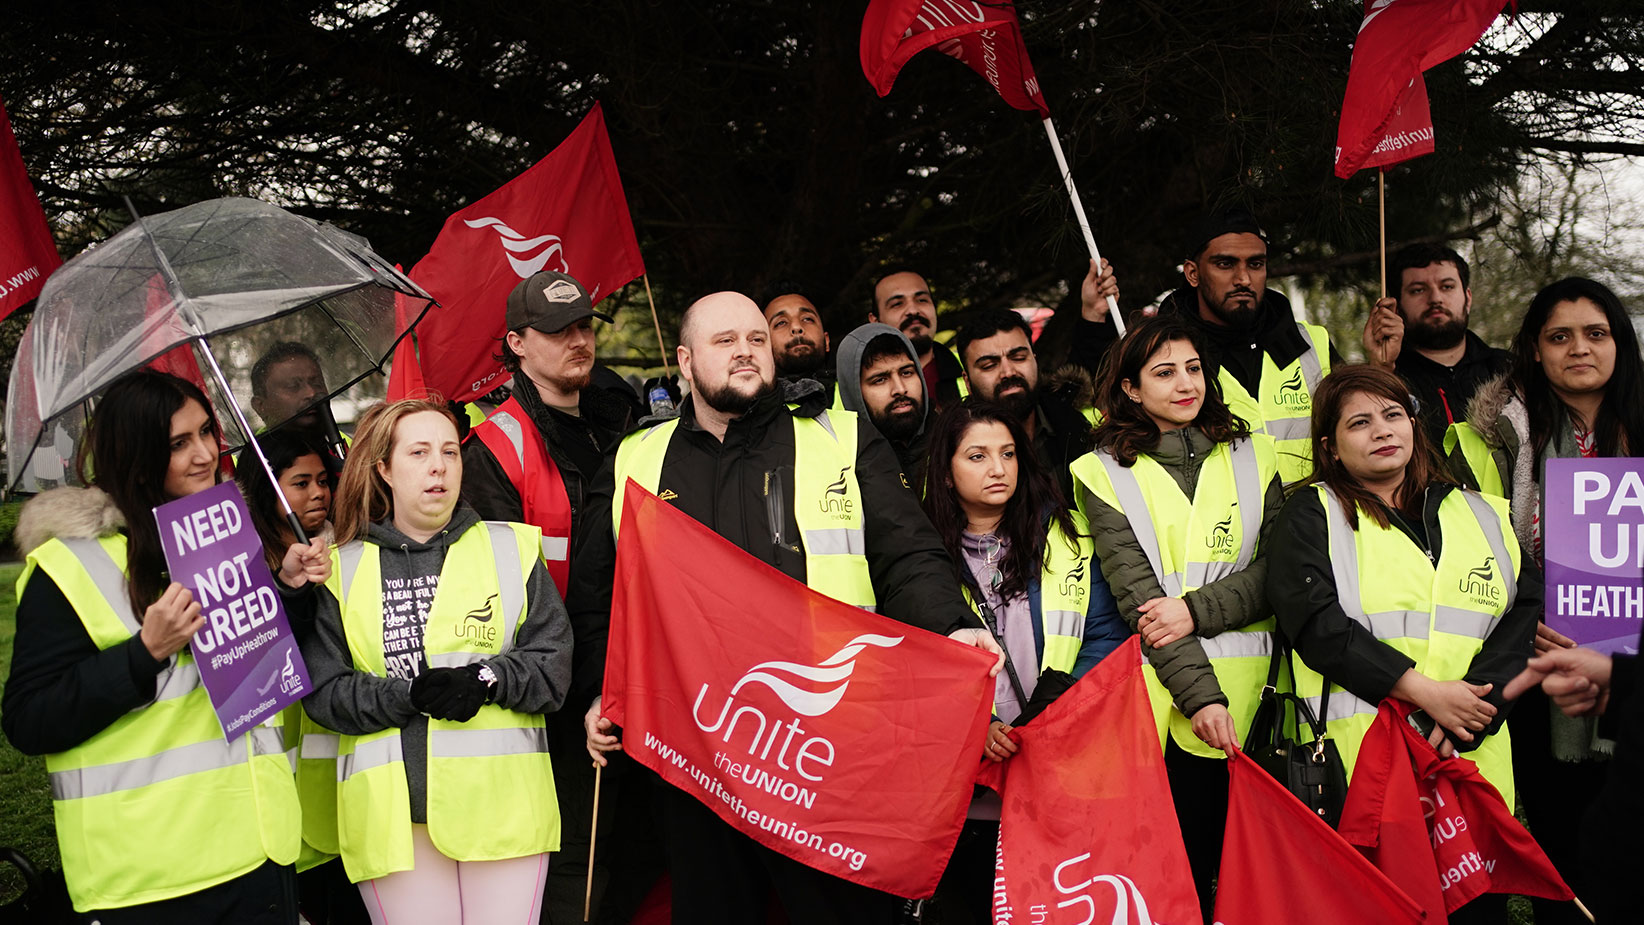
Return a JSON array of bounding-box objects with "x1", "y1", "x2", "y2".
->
[
  {"x1": 1266, "y1": 483, "x2": 1541, "y2": 750},
  {"x1": 1392, "y1": 330, "x2": 1514, "y2": 448},
  {"x1": 1158, "y1": 287, "x2": 1343, "y2": 396},
  {"x1": 566, "y1": 379, "x2": 975, "y2": 707}
]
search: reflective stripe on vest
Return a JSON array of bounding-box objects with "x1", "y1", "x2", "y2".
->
[
  {"x1": 614, "y1": 411, "x2": 876, "y2": 609},
  {"x1": 470, "y1": 396, "x2": 574, "y2": 596},
  {"x1": 1219, "y1": 321, "x2": 1330, "y2": 485},
  {"x1": 27, "y1": 533, "x2": 301, "y2": 912},
  {"x1": 1309, "y1": 485, "x2": 1520, "y2": 805}
]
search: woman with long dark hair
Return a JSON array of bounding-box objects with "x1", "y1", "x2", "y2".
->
[
  {"x1": 240, "y1": 429, "x2": 338, "y2": 576},
  {"x1": 1269, "y1": 364, "x2": 1540, "y2": 924},
  {"x1": 1, "y1": 369, "x2": 328, "y2": 923},
  {"x1": 1446, "y1": 277, "x2": 1642, "y2": 924},
  {"x1": 1068, "y1": 315, "x2": 1283, "y2": 919},
  {"x1": 921, "y1": 399, "x2": 1126, "y2": 924},
  {"x1": 299, "y1": 399, "x2": 571, "y2": 924}
]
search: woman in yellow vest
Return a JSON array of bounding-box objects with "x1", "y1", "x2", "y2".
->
[
  {"x1": 920, "y1": 400, "x2": 1129, "y2": 922},
  {"x1": 299, "y1": 398, "x2": 570, "y2": 924},
  {"x1": 1, "y1": 370, "x2": 329, "y2": 922},
  {"x1": 1268, "y1": 364, "x2": 1540, "y2": 921},
  {"x1": 1444, "y1": 278, "x2": 1643, "y2": 925},
  {"x1": 1069, "y1": 315, "x2": 1283, "y2": 918}
]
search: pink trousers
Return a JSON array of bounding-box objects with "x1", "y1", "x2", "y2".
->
[{"x1": 358, "y1": 824, "x2": 548, "y2": 925}]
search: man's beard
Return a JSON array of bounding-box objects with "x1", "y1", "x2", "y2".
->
[
  {"x1": 544, "y1": 369, "x2": 593, "y2": 395},
  {"x1": 697, "y1": 374, "x2": 775, "y2": 417},
  {"x1": 1203, "y1": 286, "x2": 1260, "y2": 328},
  {"x1": 869, "y1": 395, "x2": 923, "y2": 443},
  {"x1": 776, "y1": 339, "x2": 827, "y2": 377},
  {"x1": 899, "y1": 313, "x2": 933, "y2": 355},
  {"x1": 989, "y1": 375, "x2": 1037, "y2": 422},
  {"x1": 1404, "y1": 312, "x2": 1467, "y2": 351}
]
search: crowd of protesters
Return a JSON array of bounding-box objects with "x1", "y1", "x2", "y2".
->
[{"x1": 2, "y1": 206, "x2": 1641, "y2": 925}]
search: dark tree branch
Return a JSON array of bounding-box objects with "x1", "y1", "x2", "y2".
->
[{"x1": 1271, "y1": 215, "x2": 1503, "y2": 279}]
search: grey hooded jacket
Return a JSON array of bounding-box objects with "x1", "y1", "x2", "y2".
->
[{"x1": 834, "y1": 322, "x2": 929, "y2": 478}]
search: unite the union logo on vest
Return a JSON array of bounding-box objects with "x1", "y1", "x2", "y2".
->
[
  {"x1": 819, "y1": 466, "x2": 855, "y2": 518},
  {"x1": 1205, "y1": 513, "x2": 1235, "y2": 553},
  {"x1": 1274, "y1": 367, "x2": 1310, "y2": 408},
  {"x1": 1060, "y1": 558, "x2": 1088, "y2": 603},
  {"x1": 1458, "y1": 556, "x2": 1503, "y2": 606},
  {"x1": 456, "y1": 592, "x2": 500, "y2": 646}
]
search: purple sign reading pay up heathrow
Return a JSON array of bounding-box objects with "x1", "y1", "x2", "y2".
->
[
  {"x1": 154, "y1": 480, "x2": 312, "y2": 738},
  {"x1": 1543, "y1": 457, "x2": 1644, "y2": 656}
]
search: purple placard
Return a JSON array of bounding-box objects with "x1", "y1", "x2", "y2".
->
[
  {"x1": 154, "y1": 480, "x2": 312, "y2": 738},
  {"x1": 1543, "y1": 457, "x2": 1644, "y2": 656}
]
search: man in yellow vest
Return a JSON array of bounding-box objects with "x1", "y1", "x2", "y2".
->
[
  {"x1": 1157, "y1": 209, "x2": 1340, "y2": 484},
  {"x1": 572, "y1": 291, "x2": 1002, "y2": 924}
]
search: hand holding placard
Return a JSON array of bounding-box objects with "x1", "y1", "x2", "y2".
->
[{"x1": 138, "y1": 582, "x2": 204, "y2": 660}]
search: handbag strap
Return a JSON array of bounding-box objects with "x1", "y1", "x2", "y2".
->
[
  {"x1": 972, "y1": 595, "x2": 1032, "y2": 712},
  {"x1": 1268, "y1": 633, "x2": 1331, "y2": 743}
]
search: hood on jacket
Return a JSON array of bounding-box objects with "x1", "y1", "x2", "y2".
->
[
  {"x1": 16, "y1": 486, "x2": 126, "y2": 556},
  {"x1": 1044, "y1": 363, "x2": 1097, "y2": 414},
  {"x1": 364, "y1": 502, "x2": 483, "y2": 552},
  {"x1": 1462, "y1": 372, "x2": 1521, "y2": 450},
  {"x1": 833, "y1": 322, "x2": 930, "y2": 435}
]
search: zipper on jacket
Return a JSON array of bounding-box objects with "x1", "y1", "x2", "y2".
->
[{"x1": 764, "y1": 468, "x2": 799, "y2": 552}]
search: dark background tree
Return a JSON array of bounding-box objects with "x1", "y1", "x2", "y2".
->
[{"x1": 1, "y1": 0, "x2": 1640, "y2": 368}]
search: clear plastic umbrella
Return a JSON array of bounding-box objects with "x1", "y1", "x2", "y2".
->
[{"x1": 5, "y1": 197, "x2": 436, "y2": 537}]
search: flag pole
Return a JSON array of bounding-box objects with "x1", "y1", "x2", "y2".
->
[
  {"x1": 1573, "y1": 895, "x2": 1594, "y2": 923},
  {"x1": 1377, "y1": 169, "x2": 1388, "y2": 302},
  {"x1": 583, "y1": 762, "x2": 602, "y2": 922},
  {"x1": 1041, "y1": 116, "x2": 1123, "y2": 335},
  {"x1": 642, "y1": 273, "x2": 671, "y2": 376}
]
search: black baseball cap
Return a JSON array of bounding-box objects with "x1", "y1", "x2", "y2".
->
[
  {"x1": 1185, "y1": 208, "x2": 1270, "y2": 260},
  {"x1": 505, "y1": 270, "x2": 613, "y2": 334}
]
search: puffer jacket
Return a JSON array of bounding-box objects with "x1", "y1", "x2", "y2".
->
[{"x1": 1079, "y1": 426, "x2": 1284, "y2": 718}]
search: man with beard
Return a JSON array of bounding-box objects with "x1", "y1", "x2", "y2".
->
[
  {"x1": 955, "y1": 308, "x2": 1095, "y2": 500},
  {"x1": 763, "y1": 286, "x2": 833, "y2": 387},
  {"x1": 459, "y1": 270, "x2": 635, "y2": 923},
  {"x1": 835, "y1": 324, "x2": 928, "y2": 485},
  {"x1": 1362, "y1": 243, "x2": 1512, "y2": 446},
  {"x1": 1157, "y1": 208, "x2": 1340, "y2": 484},
  {"x1": 572, "y1": 291, "x2": 1003, "y2": 925},
  {"x1": 869, "y1": 268, "x2": 967, "y2": 410}
]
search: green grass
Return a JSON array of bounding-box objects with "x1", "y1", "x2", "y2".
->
[{"x1": 0, "y1": 561, "x2": 59, "y2": 903}]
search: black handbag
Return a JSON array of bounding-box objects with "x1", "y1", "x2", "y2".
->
[
  {"x1": 1246, "y1": 636, "x2": 1349, "y2": 828},
  {"x1": 0, "y1": 847, "x2": 74, "y2": 925}
]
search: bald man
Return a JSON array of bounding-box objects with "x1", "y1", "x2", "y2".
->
[{"x1": 567, "y1": 292, "x2": 1001, "y2": 924}]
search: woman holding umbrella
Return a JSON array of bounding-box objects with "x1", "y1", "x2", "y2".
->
[
  {"x1": 1, "y1": 369, "x2": 331, "y2": 923},
  {"x1": 299, "y1": 399, "x2": 571, "y2": 923}
]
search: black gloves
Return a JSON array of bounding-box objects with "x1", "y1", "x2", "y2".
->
[{"x1": 408, "y1": 664, "x2": 495, "y2": 722}]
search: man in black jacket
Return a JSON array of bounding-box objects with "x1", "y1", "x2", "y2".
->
[
  {"x1": 1363, "y1": 243, "x2": 1514, "y2": 447},
  {"x1": 573, "y1": 291, "x2": 1000, "y2": 924}
]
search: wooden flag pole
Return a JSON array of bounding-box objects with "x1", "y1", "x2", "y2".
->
[
  {"x1": 1573, "y1": 895, "x2": 1594, "y2": 923},
  {"x1": 1041, "y1": 116, "x2": 1124, "y2": 335},
  {"x1": 642, "y1": 273, "x2": 671, "y2": 377},
  {"x1": 583, "y1": 762, "x2": 603, "y2": 922},
  {"x1": 1378, "y1": 169, "x2": 1388, "y2": 302}
]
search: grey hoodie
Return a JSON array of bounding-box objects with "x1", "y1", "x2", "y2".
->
[
  {"x1": 301, "y1": 503, "x2": 573, "y2": 822},
  {"x1": 834, "y1": 323, "x2": 930, "y2": 472}
]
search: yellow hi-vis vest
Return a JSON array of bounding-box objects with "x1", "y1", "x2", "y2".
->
[
  {"x1": 1218, "y1": 321, "x2": 1330, "y2": 486},
  {"x1": 325, "y1": 521, "x2": 560, "y2": 883},
  {"x1": 1444, "y1": 421, "x2": 1507, "y2": 498},
  {"x1": 25, "y1": 535, "x2": 300, "y2": 912},
  {"x1": 1070, "y1": 435, "x2": 1278, "y2": 759},
  {"x1": 290, "y1": 704, "x2": 341, "y2": 863},
  {"x1": 1297, "y1": 485, "x2": 1520, "y2": 809},
  {"x1": 613, "y1": 410, "x2": 877, "y2": 610}
]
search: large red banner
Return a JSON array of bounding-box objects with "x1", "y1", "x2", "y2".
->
[
  {"x1": 977, "y1": 637, "x2": 1200, "y2": 924},
  {"x1": 861, "y1": 0, "x2": 1049, "y2": 117},
  {"x1": 0, "y1": 96, "x2": 61, "y2": 320},
  {"x1": 409, "y1": 103, "x2": 644, "y2": 404},
  {"x1": 1340, "y1": 702, "x2": 1572, "y2": 917},
  {"x1": 602, "y1": 481, "x2": 995, "y2": 898},
  {"x1": 1334, "y1": 0, "x2": 1506, "y2": 178}
]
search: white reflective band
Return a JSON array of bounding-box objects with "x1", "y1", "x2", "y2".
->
[
  {"x1": 51, "y1": 726, "x2": 285, "y2": 801},
  {"x1": 1200, "y1": 631, "x2": 1273, "y2": 660},
  {"x1": 486, "y1": 523, "x2": 525, "y2": 648},
  {"x1": 1044, "y1": 609, "x2": 1083, "y2": 638},
  {"x1": 1435, "y1": 605, "x2": 1495, "y2": 640},
  {"x1": 1264, "y1": 417, "x2": 1312, "y2": 440},
  {"x1": 338, "y1": 542, "x2": 367, "y2": 599},
  {"x1": 427, "y1": 652, "x2": 484, "y2": 668},
  {"x1": 149, "y1": 660, "x2": 202, "y2": 705},
  {"x1": 488, "y1": 411, "x2": 528, "y2": 470},
  {"x1": 429, "y1": 726, "x2": 549, "y2": 759},
  {"x1": 338, "y1": 735, "x2": 404, "y2": 783},
  {"x1": 1302, "y1": 690, "x2": 1379, "y2": 724},
  {"x1": 1321, "y1": 488, "x2": 1367, "y2": 625},
  {"x1": 59, "y1": 537, "x2": 142, "y2": 634},
  {"x1": 541, "y1": 535, "x2": 570, "y2": 562},
  {"x1": 1228, "y1": 437, "x2": 1263, "y2": 573},
  {"x1": 300, "y1": 733, "x2": 340, "y2": 760},
  {"x1": 1294, "y1": 325, "x2": 1324, "y2": 395},
  {"x1": 1093, "y1": 451, "x2": 1183, "y2": 597},
  {"x1": 1460, "y1": 490, "x2": 1518, "y2": 607},
  {"x1": 804, "y1": 528, "x2": 866, "y2": 557},
  {"x1": 812, "y1": 410, "x2": 838, "y2": 442},
  {"x1": 1365, "y1": 610, "x2": 1431, "y2": 641}
]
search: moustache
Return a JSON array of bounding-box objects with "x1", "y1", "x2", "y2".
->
[
  {"x1": 783, "y1": 336, "x2": 817, "y2": 352},
  {"x1": 1227, "y1": 288, "x2": 1257, "y2": 302},
  {"x1": 886, "y1": 395, "x2": 918, "y2": 413},
  {"x1": 899, "y1": 313, "x2": 931, "y2": 332},
  {"x1": 994, "y1": 375, "x2": 1031, "y2": 396}
]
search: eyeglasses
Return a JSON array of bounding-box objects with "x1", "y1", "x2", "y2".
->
[{"x1": 979, "y1": 533, "x2": 1003, "y2": 593}]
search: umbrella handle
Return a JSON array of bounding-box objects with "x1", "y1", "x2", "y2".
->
[{"x1": 286, "y1": 511, "x2": 311, "y2": 546}]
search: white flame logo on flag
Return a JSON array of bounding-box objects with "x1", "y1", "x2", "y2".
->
[
  {"x1": 728, "y1": 633, "x2": 904, "y2": 717},
  {"x1": 463, "y1": 216, "x2": 570, "y2": 278}
]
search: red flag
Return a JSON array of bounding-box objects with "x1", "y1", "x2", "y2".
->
[
  {"x1": 0, "y1": 96, "x2": 62, "y2": 319},
  {"x1": 1341, "y1": 702, "x2": 1573, "y2": 917},
  {"x1": 1213, "y1": 746, "x2": 1424, "y2": 924},
  {"x1": 386, "y1": 266, "x2": 429, "y2": 402},
  {"x1": 602, "y1": 481, "x2": 995, "y2": 898},
  {"x1": 1360, "y1": 77, "x2": 1436, "y2": 172},
  {"x1": 1334, "y1": 0, "x2": 1507, "y2": 178},
  {"x1": 975, "y1": 637, "x2": 1200, "y2": 924},
  {"x1": 860, "y1": 0, "x2": 1049, "y2": 117},
  {"x1": 410, "y1": 103, "x2": 643, "y2": 404}
]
